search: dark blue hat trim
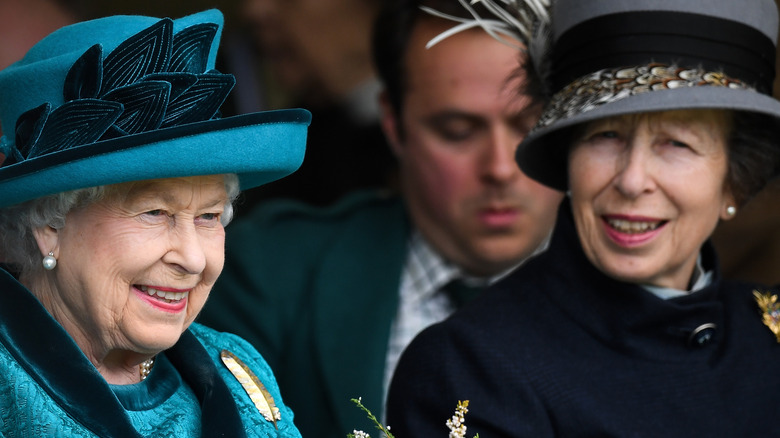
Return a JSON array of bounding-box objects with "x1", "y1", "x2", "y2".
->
[
  {"x1": 2, "y1": 17, "x2": 234, "y2": 169},
  {"x1": 0, "y1": 109, "x2": 311, "y2": 181}
]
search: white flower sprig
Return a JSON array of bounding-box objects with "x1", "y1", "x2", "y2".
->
[
  {"x1": 446, "y1": 400, "x2": 475, "y2": 438},
  {"x1": 347, "y1": 397, "x2": 395, "y2": 438},
  {"x1": 348, "y1": 397, "x2": 479, "y2": 438}
]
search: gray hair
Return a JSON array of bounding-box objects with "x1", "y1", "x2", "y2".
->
[{"x1": 0, "y1": 174, "x2": 240, "y2": 279}]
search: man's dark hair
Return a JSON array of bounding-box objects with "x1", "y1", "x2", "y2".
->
[{"x1": 372, "y1": 0, "x2": 534, "y2": 120}]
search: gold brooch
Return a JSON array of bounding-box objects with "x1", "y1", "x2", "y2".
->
[
  {"x1": 220, "y1": 350, "x2": 281, "y2": 428},
  {"x1": 753, "y1": 291, "x2": 780, "y2": 343}
]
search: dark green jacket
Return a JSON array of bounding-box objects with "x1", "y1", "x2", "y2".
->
[{"x1": 199, "y1": 191, "x2": 409, "y2": 438}]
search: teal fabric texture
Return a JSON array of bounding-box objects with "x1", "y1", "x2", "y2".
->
[{"x1": 0, "y1": 269, "x2": 301, "y2": 437}]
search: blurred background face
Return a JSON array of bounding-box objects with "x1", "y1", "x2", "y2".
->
[
  {"x1": 381, "y1": 20, "x2": 563, "y2": 277},
  {"x1": 568, "y1": 110, "x2": 735, "y2": 289},
  {"x1": 41, "y1": 176, "x2": 228, "y2": 359},
  {"x1": 0, "y1": 0, "x2": 78, "y2": 71},
  {"x1": 242, "y1": 0, "x2": 379, "y2": 101}
]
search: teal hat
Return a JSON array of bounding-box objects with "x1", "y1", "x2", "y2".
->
[{"x1": 0, "y1": 9, "x2": 311, "y2": 208}]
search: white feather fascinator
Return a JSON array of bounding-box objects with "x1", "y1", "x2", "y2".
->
[{"x1": 422, "y1": 0, "x2": 553, "y2": 95}]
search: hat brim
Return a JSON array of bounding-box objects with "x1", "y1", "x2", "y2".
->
[
  {"x1": 0, "y1": 108, "x2": 311, "y2": 208},
  {"x1": 516, "y1": 86, "x2": 780, "y2": 191}
]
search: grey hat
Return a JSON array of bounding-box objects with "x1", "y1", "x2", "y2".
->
[{"x1": 516, "y1": 0, "x2": 780, "y2": 191}]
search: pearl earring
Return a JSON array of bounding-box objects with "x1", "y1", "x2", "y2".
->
[
  {"x1": 726, "y1": 205, "x2": 737, "y2": 217},
  {"x1": 42, "y1": 251, "x2": 57, "y2": 270}
]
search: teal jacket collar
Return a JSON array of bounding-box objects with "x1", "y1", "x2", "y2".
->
[{"x1": 0, "y1": 269, "x2": 247, "y2": 437}]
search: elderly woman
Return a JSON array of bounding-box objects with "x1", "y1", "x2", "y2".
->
[
  {"x1": 386, "y1": 0, "x2": 780, "y2": 436},
  {"x1": 0, "y1": 9, "x2": 308, "y2": 437}
]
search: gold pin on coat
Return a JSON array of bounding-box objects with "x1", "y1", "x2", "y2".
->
[
  {"x1": 753, "y1": 291, "x2": 780, "y2": 343},
  {"x1": 221, "y1": 350, "x2": 281, "y2": 428}
]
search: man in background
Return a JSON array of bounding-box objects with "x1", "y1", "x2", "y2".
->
[
  {"x1": 198, "y1": 1, "x2": 563, "y2": 436},
  {"x1": 227, "y1": 0, "x2": 397, "y2": 208}
]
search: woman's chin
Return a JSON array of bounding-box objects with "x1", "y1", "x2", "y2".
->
[
  {"x1": 134, "y1": 335, "x2": 180, "y2": 354},
  {"x1": 599, "y1": 260, "x2": 687, "y2": 289},
  {"x1": 124, "y1": 322, "x2": 190, "y2": 353}
]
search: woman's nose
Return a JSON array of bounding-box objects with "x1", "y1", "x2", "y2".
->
[
  {"x1": 613, "y1": 141, "x2": 656, "y2": 198},
  {"x1": 162, "y1": 221, "x2": 207, "y2": 275}
]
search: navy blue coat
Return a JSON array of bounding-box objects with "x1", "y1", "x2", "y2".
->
[{"x1": 387, "y1": 202, "x2": 780, "y2": 437}]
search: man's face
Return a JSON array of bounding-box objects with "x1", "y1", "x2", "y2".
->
[{"x1": 381, "y1": 20, "x2": 563, "y2": 276}]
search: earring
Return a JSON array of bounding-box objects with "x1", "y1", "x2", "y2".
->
[
  {"x1": 42, "y1": 251, "x2": 57, "y2": 270},
  {"x1": 726, "y1": 205, "x2": 737, "y2": 217}
]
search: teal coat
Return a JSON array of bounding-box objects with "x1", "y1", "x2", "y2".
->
[
  {"x1": 199, "y1": 191, "x2": 410, "y2": 438},
  {"x1": 0, "y1": 269, "x2": 300, "y2": 437}
]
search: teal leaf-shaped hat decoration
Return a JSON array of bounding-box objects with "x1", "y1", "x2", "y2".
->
[
  {"x1": 1, "y1": 13, "x2": 235, "y2": 170},
  {"x1": 64, "y1": 45, "x2": 103, "y2": 101},
  {"x1": 101, "y1": 18, "x2": 172, "y2": 94},
  {"x1": 103, "y1": 81, "x2": 170, "y2": 134},
  {"x1": 170, "y1": 23, "x2": 218, "y2": 73},
  {"x1": 14, "y1": 103, "x2": 51, "y2": 160},
  {"x1": 162, "y1": 73, "x2": 235, "y2": 127},
  {"x1": 28, "y1": 99, "x2": 123, "y2": 158},
  {"x1": 146, "y1": 72, "x2": 198, "y2": 101}
]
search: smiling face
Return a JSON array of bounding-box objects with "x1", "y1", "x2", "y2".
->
[
  {"x1": 34, "y1": 176, "x2": 229, "y2": 366},
  {"x1": 380, "y1": 20, "x2": 563, "y2": 277},
  {"x1": 568, "y1": 110, "x2": 736, "y2": 289}
]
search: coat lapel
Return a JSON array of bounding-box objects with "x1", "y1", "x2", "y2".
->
[
  {"x1": 0, "y1": 270, "x2": 142, "y2": 437},
  {"x1": 312, "y1": 199, "x2": 409, "y2": 431},
  {"x1": 166, "y1": 330, "x2": 248, "y2": 438}
]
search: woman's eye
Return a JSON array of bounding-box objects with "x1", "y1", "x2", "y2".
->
[
  {"x1": 593, "y1": 130, "x2": 619, "y2": 139},
  {"x1": 669, "y1": 139, "x2": 689, "y2": 148},
  {"x1": 144, "y1": 209, "x2": 165, "y2": 217},
  {"x1": 195, "y1": 212, "x2": 223, "y2": 226},
  {"x1": 199, "y1": 212, "x2": 220, "y2": 221}
]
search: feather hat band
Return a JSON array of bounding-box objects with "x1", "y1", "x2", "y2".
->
[
  {"x1": 441, "y1": 0, "x2": 780, "y2": 191},
  {"x1": 0, "y1": 9, "x2": 310, "y2": 208}
]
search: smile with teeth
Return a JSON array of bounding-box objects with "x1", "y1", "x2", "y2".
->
[
  {"x1": 606, "y1": 218, "x2": 664, "y2": 234},
  {"x1": 138, "y1": 285, "x2": 189, "y2": 303}
]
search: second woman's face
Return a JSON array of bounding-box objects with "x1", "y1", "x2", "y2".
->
[
  {"x1": 568, "y1": 110, "x2": 735, "y2": 290},
  {"x1": 49, "y1": 175, "x2": 228, "y2": 359}
]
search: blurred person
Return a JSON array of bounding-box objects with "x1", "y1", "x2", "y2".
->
[
  {"x1": 0, "y1": 0, "x2": 80, "y2": 71},
  {"x1": 229, "y1": 0, "x2": 397, "y2": 208},
  {"x1": 386, "y1": 1, "x2": 780, "y2": 436},
  {"x1": 197, "y1": 1, "x2": 563, "y2": 436},
  {"x1": 0, "y1": 9, "x2": 310, "y2": 436}
]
